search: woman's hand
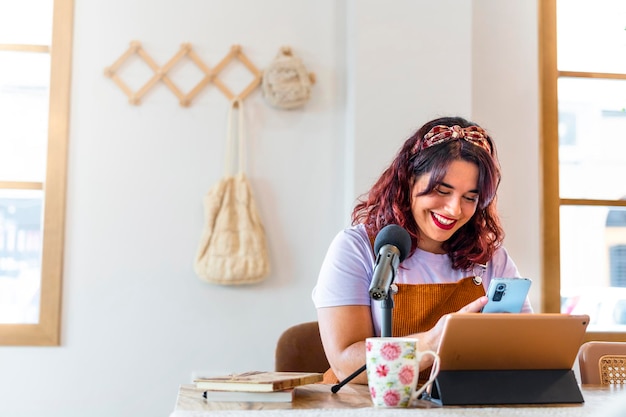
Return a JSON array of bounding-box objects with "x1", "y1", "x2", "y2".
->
[
  {"x1": 416, "y1": 295, "x2": 489, "y2": 361},
  {"x1": 457, "y1": 295, "x2": 489, "y2": 313}
]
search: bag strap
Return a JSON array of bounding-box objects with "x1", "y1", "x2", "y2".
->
[{"x1": 225, "y1": 98, "x2": 245, "y2": 176}]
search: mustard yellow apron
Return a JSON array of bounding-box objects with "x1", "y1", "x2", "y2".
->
[{"x1": 322, "y1": 276, "x2": 486, "y2": 384}]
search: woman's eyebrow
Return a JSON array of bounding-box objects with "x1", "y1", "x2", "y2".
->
[{"x1": 440, "y1": 181, "x2": 479, "y2": 194}]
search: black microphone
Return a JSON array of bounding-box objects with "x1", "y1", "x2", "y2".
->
[
  {"x1": 331, "y1": 225, "x2": 412, "y2": 394},
  {"x1": 368, "y1": 224, "x2": 411, "y2": 301}
]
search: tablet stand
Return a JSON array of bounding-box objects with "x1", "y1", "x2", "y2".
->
[
  {"x1": 331, "y1": 286, "x2": 396, "y2": 393},
  {"x1": 430, "y1": 369, "x2": 584, "y2": 405}
]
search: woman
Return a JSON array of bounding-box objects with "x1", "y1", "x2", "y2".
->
[{"x1": 312, "y1": 116, "x2": 533, "y2": 385}]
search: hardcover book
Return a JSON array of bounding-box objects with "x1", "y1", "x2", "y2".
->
[
  {"x1": 202, "y1": 388, "x2": 295, "y2": 402},
  {"x1": 194, "y1": 371, "x2": 323, "y2": 392}
]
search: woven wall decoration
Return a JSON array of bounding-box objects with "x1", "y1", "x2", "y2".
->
[{"x1": 261, "y1": 46, "x2": 315, "y2": 110}]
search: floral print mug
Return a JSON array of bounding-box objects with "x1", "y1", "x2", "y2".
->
[{"x1": 365, "y1": 337, "x2": 440, "y2": 407}]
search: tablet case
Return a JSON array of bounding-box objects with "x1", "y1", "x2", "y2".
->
[{"x1": 429, "y1": 313, "x2": 590, "y2": 405}]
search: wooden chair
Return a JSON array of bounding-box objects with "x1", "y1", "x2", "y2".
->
[
  {"x1": 578, "y1": 341, "x2": 626, "y2": 385},
  {"x1": 275, "y1": 321, "x2": 330, "y2": 373}
]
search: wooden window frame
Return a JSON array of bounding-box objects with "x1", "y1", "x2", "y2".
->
[
  {"x1": 0, "y1": 0, "x2": 73, "y2": 345},
  {"x1": 539, "y1": 0, "x2": 626, "y2": 341}
]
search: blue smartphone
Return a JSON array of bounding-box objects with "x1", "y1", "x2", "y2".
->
[{"x1": 481, "y1": 277, "x2": 532, "y2": 313}]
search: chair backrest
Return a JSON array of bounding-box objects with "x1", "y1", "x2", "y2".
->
[
  {"x1": 275, "y1": 321, "x2": 330, "y2": 373},
  {"x1": 578, "y1": 341, "x2": 626, "y2": 385}
]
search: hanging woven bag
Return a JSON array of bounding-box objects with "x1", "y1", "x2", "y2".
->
[{"x1": 194, "y1": 98, "x2": 270, "y2": 285}]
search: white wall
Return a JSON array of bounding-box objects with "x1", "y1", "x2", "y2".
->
[
  {"x1": 348, "y1": 0, "x2": 473, "y2": 199},
  {"x1": 472, "y1": 0, "x2": 541, "y2": 309},
  {"x1": 0, "y1": 1, "x2": 539, "y2": 416}
]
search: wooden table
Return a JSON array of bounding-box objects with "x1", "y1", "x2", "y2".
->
[{"x1": 170, "y1": 383, "x2": 626, "y2": 417}]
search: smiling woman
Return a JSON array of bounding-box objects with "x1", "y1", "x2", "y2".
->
[
  {"x1": 312, "y1": 116, "x2": 533, "y2": 386},
  {"x1": 409, "y1": 160, "x2": 479, "y2": 253},
  {"x1": 0, "y1": 0, "x2": 73, "y2": 345}
]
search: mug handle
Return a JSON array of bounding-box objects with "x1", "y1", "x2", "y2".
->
[{"x1": 410, "y1": 350, "x2": 441, "y2": 402}]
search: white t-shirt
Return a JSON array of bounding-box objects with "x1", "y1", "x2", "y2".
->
[{"x1": 312, "y1": 224, "x2": 533, "y2": 335}]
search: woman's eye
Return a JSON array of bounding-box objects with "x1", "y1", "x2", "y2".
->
[
  {"x1": 435, "y1": 187, "x2": 450, "y2": 195},
  {"x1": 464, "y1": 195, "x2": 479, "y2": 203}
]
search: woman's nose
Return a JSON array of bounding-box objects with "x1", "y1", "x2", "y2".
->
[{"x1": 444, "y1": 197, "x2": 462, "y2": 216}]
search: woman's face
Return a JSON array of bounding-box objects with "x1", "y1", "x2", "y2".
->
[{"x1": 410, "y1": 159, "x2": 479, "y2": 253}]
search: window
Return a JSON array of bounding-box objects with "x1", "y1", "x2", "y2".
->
[
  {"x1": 540, "y1": 0, "x2": 626, "y2": 339},
  {"x1": 0, "y1": 0, "x2": 73, "y2": 345}
]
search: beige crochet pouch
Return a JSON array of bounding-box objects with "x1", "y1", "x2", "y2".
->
[
  {"x1": 262, "y1": 46, "x2": 312, "y2": 110},
  {"x1": 194, "y1": 99, "x2": 270, "y2": 285}
]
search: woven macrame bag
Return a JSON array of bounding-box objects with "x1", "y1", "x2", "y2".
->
[
  {"x1": 262, "y1": 46, "x2": 312, "y2": 110},
  {"x1": 194, "y1": 99, "x2": 270, "y2": 285}
]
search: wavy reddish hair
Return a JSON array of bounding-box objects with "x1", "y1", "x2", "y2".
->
[{"x1": 352, "y1": 116, "x2": 504, "y2": 270}]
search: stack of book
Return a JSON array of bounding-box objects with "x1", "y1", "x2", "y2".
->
[{"x1": 194, "y1": 371, "x2": 324, "y2": 403}]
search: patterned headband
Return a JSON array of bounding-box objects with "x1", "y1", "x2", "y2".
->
[{"x1": 412, "y1": 125, "x2": 492, "y2": 155}]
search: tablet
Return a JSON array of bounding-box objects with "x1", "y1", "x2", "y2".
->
[{"x1": 437, "y1": 313, "x2": 590, "y2": 371}]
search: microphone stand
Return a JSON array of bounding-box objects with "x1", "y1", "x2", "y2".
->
[
  {"x1": 331, "y1": 285, "x2": 396, "y2": 393},
  {"x1": 380, "y1": 284, "x2": 396, "y2": 338}
]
